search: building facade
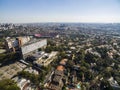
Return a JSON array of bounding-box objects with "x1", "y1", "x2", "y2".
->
[{"x1": 5, "y1": 36, "x2": 47, "y2": 59}]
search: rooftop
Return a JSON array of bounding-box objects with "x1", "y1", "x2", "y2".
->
[
  {"x1": 59, "y1": 59, "x2": 68, "y2": 65},
  {"x1": 22, "y1": 38, "x2": 46, "y2": 47},
  {"x1": 54, "y1": 70, "x2": 64, "y2": 76},
  {"x1": 0, "y1": 62, "x2": 26, "y2": 80},
  {"x1": 49, "y1": 83, "x2": 61, "y2": 90},
  {"x1": 57, "y1": 65, "x2": 64, "y2": 71},
  {"x1": 53, "y1": 75, "x2": 62, "y2": 83}
]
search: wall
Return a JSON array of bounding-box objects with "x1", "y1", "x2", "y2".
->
[{"x1": 21, "y1": 39, "x2": 47, "y2": 55}]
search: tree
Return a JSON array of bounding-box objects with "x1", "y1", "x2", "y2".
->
[
  {"x1": 0, "y1": 52, "x2": 20, "y2": 65},
  {"x1": 85, "y1": 52, "x2": 99, "y2": 63},
  {"x1": 80, "y1": 60, "x2": 90, "y2": 69},
  {"x1": 59, "y1": 52, "x2": 66, "y2": 58},
  {"x1": 103, "y1": 70, "x2": 112, "y2": 79},
  {"x1": 77, "y1": 49, "x2": 85, "y2": 60},
  {"x1": 100, "y1": 80, "x2": 113, "y2": 90},
  {"x1": 67, "y1": 60, "x2": 74, "y2": 67},
  {"x1": 85, "y1": 70, "x2": 94, "y2": 81},
  {"x1": 45, "y1": 46, "x2": 52, "y2": 53},
  {"x1": 62, "y1": 86, "x2": 66, "y2": 90},
  {"x1": 0, "y1": 79, "x2": 20, "y2": 90},
  {"x1": 18, "y1": 71, "x2": 40, "y2": 85},
  {"x1": 38, "y1": 48, "x2": 42, "y2": 51},
  {"x1": 95, "y1": 47, "x2": 108, "y2": 59}
]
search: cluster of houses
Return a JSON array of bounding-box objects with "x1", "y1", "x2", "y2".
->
[{"x1": 44, "y1": 59, "x2": 67, "y2": 90}]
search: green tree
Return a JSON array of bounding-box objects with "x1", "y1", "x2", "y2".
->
[
  {"x1": 18, "y1": 71, "x2": 40, "y2": 85},
  {"x1": 100, "y1": 80, "x2": 113, "y2": 90},
  {"x1": 0, "y1": 79, "x2": 20, "y2": 90},
  {"x1": 45, "y1": 46, "x2": 52, "y2": 53},
  {"x1": 67, "y1": 60, "x2": 74, "y2": 67},
  {"x1": 77, "y1": 49, "x2": 85, "y2": 60},
  {"x1": 95, "y1": 47, "x2": 108, "y2": 59},
  {"x1": 85, "y1": 52, "x2": 99, "y2": 63}
]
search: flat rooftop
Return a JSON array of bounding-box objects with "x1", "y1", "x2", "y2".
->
[
  {"x1": 0, "y1": 62, "x2": 27, "y2": 80},
  {"x1": 22, "y1": 38, "x2": 46, "y2": 47},
  {"x1": 35, "y1": 52, "x2": 58, "y2": 66}
]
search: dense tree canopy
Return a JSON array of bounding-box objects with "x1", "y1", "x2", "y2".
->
[{"x1": 0, "y1": 79, "x2": 20, "y2": 90}]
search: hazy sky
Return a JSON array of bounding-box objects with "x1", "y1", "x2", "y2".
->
[{"x1": 0, "y1": 0, "x2": 120, "y2": 23}]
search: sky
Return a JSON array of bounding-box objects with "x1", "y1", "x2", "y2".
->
[{"x1": 0, "y1": 0, "x2": 120, "y2": 23}]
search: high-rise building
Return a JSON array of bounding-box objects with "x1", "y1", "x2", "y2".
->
[{"x1": 5, "y1": 36, "x2": 47, "y2": 59}]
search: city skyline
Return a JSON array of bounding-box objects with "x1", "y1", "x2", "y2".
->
[{"x1": 0, "y1": 0, "x2": 120, "y2": 23}]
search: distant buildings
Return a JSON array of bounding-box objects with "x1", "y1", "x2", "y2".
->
[{"x1": 0, "y1": 23, "x2": 15, "y2": 31}]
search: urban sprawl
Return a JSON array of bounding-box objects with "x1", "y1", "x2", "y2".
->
[{"x1": 0, "y1": 23, "x2": 120, "y2": 90}]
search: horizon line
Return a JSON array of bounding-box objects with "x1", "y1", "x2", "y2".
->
[{"x1": 1, "y1": 21, "x2": 120, "y2": 24}]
